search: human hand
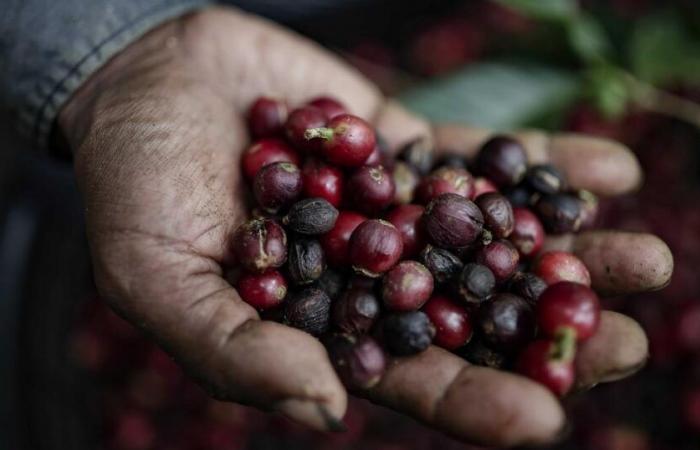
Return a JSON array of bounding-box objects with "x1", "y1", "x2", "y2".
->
[{"x1": 59, "y1": 7, "x2": 672, "y2": 447}]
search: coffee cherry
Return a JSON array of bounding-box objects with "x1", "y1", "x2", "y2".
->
[
  {"x1": 434, "y1": 153, "x2": 467, "y2": 170},
  {"x1": 346, "y1": 165, "x2": 395, "y2": 215},
  {"x1": 423, "y1": 295, "x2": 473, "y2": 350},
  {"x1": 283, "y1": 287, "x2": 331, "y2": 336},
  {"x1": 470, "y1": 177, "x2": 498, "y2": 199},
  {"x1": 285, "y1": 105, "x2": 328, "y2": 152},
  {"x1": 382, "y1": 261, "x2": 434, "y2": 311},
  {"x1": 307, "y1": 96, "x2": 347, "y2": 119},
  {"x1": 349, "y1": 219, "x2": 404, "y2": 277},
  {"x1": 392, "y1": 162, "x2": 420, "y2": 205},
  {"x1": 320, "y1": 211, "x2": 367, "y2": 267},
  {"x1": 247, "y1": 97, "x2": 288, "y2": 138},
  {"x1": 415, "y1": 167, "x2": 474, "y2": 204},
  {"x1": 332, "y1": 287, "x2": 381, "y2": 334},
  {"x1": 533, "y1": 251, "x2": 591, "y2": 286},
  {"x1": 253, "y1": 162, "x2": 303, "y2": 213},
  {"x1": 314, "y1": 268, "x2": 346, "y2": 301},
  {"x1": 475, "y1": 192, "x2": 514, "y2": 239},
  {"x1": 232, "y1": 218, "x2": 287, "y2": 273},
  {"x1": 509, "y1": 272, "x2": 547, "y2": 306},
  {"x1": 537, "y1": 281, "x2": 600, "y2": 341},
  {"x1": 397, "y1": 136, "x2": 434, "y2": 175},
  {"x1": 304, "y1": 114, "x2": 376, "y2": 167},
  {"x1": 458, "y1": 263, "x2": 496, "y2": 305},
  {"x1": 420, "y1": 245, "x2": 464, "y2": 285},
  {"x1": 283, "y1": 198, "x2": 339, "y2": 235},
  {"x1": 478, "y1": 293, "x2": 535, "y2": 352},
  {"x1": 460, "y1": 338, "x2": 508, "y2": 369},
  {"x1": 386, "y1": 204, "x2": 426, "y2": 258},
  {"x1": 422, "y1": 193, "x2": 484, "y2": 249},
  {"x1": 517, "y1": 339, "x2": 575, "y2": 396},
  {"x1": 241, "y1": 138, "x2": 300, "y2": 181},
  {"x1": 364, "y1": 143, "x2": 384, "y2": 166},
  {"x1": 503, "y1": 183, "x2": 537, "y2": 207},
  {"x1": 475, "y1": 239, "x2": 520, "y2": 282},
  {"x1": 382, "y1": 311, "x2": 435, "y2": 356},
  {"x1": 287, "y1": 236, "x2": 326, "y2": 285},
  {"x1": 534, "y1": 193, "x2": 582, "y2": 234},
  {"x1": 475, "y1": 136, "x2": 528, "y2": 187},
  {"x1": 573, "y1": 189, "x2": 599, "y2": 230},
  {"x1": 301, "y1": 159, "x2": 344, "y2": 208},
  {"x1": 325, "y1": 334, "x2": 386, "y2": 390},
  {"x1": 237, "y1": 270, "x2": 287, "y2": 310},
  {"x1": 524, "y1": 164, "x2": 565, "y2": 195},
  {"x1": 509, "y1": 207, "x2": 545, "y2": 258}
]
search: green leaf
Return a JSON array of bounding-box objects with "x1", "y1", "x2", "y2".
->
[
  {"x1": 566, "y1": 14, "x2": 612, "y2": 63},
  {"x1": 495, "y1": 0, "x2": 578, "y2": 21},
  {"x1": 629, "y1": 13, "x2": 700, "y2": 85},
  {"x1": 585, "y1": 65, "x2": 629, "y2": 118},
  {"x1": 398, "y1": 61, "x2": 579, "y2": 129}
]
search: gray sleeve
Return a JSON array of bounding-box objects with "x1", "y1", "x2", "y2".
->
[{"x1": 0, "y1": 0, "x2": 210, "y2": 150}]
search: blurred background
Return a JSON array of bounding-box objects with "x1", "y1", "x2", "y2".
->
[{"x1": 1, "y1": 0, "x2": 700, "y2": 449}]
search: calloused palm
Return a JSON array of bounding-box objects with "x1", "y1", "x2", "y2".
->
[{"x1": 59, "y1": 7, "x2": 672, "y2": 447}]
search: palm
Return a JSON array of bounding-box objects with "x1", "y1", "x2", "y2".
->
[{"x1": 61, "y1": 7, "x2": 672, "y2": 447}]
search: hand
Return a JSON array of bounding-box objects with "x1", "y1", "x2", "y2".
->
[{"x1": 60, "y1": 7, "x2": 672, "y2": 447}]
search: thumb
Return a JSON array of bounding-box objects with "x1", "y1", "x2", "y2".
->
[{"x1": 374, "y1": 100, "x2": 434, "y2": 151}]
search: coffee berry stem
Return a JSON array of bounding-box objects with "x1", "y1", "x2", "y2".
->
[
  {"x1": 551, "y1": 327, "x2": 577, "y2": 362},
  {"x1": 304, "y1": 127, "x2": 335, "y2": 140}
]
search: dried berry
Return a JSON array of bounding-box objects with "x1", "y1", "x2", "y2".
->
[
  {"x1": 332, "y1": 287, "x2": 381, "y2": 334},
  {"x1": 325, "y1": 334, "x2": 386, "y2": 390},
  {"x1": 232, "y1": 218, "x2": 287, "y2": 273},
  {"x1": 253, "y1": 162, "x2": 303, "y2": 213},
  {"x1": 287, "y1": 236, "x2": 326, "y2": 285},
  {"x1": 284, "y1": 198, "x2": 339, "y2": 235},
  {"x1": 422, "y1": 193, "x2": 484, "y2": 249},
  {"x1": 534, "y1": 193, "x2": 582, "y2": 234},
  {"x1": 382, "y1": 261, "x2": 434, "y2": 311},
  {"x1": 460, "y1": 338, "x2": 508, "y2": 369},
  {"x1": 237, "y1": 270, "x2": 287, "y2": 310},
  {"x1": 420, "y1": 245, "x2": 464, "y2": 284},
  {"x1": 509, "y1": 272, "x2": 547, "y2": 306},
  {"x1": 349, "y1": 219, "x2": 404, "y2": 277},
  {"x1": 314, "y1": 269, "x2": 346, "y2": 301},
  {"x1": 398, "y1": 136, "x2": 434, "y2": 175},
  {"x1": 382, "y1": 311, "x2": 435, "y2": 356},
  {"x1": 475, "y1": 192, "x2": 514, "y2": 239},
  {"x1": 346, "y1": 165, "x2": 396, "y2": 215},
  {"x1": 478, "y1": 293, "x2": 535, "y2": 353},
  {"x1": 475, "y1": 239, "x2": 520, "y2": 282},
  {"x1": 458, "y1": 263, "x2": 496, "y2": 305},
  {"x1": 475, "y1": 136, "x2": 528, "y2": 187},
  {"x1": 525, "y1": 164, "x2": 565, "y2": 195},
  {"x1": 423, "y1": 295, "x2": 472, "y2": 350},
  {"x1": 284, "y1": 288, "x2": 331, "y2": 336},
  {"x1": 385, "y1": 204, "x2": 426, "y2": 259},
  {"x1": 301, "y1": 159, "x2": 344, "y2": 208},
  {"x1": 509, "y1": 207, "x2": 545, "y2": 258},
  {"x1": 392, "y1": 161, "x2": 420, "y2": 205}
]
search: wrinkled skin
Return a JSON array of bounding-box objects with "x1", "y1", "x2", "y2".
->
[{"x1": 60, "y1": 7, "x2": 672, "y2": 447}]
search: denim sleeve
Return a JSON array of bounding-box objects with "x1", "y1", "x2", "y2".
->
[{"x1": 0, "y1": 0, "x2": 210, "y2": 150}]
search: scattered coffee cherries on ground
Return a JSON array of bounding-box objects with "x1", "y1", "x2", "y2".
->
[{"x1": 232, "y1": 95, "x2": 606, "y2": 396}]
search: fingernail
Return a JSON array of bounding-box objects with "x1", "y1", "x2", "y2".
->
[{"x1": 274, "y1": 398, "x2": 346, "y2": 432}]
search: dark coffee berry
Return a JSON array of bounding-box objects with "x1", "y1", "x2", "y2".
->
[
  {"x1": 525, "y1": 164, "x2": 565, "y2": 195},
  {"x1": 475, "y1": 239, "x2": 520, "y2": 282},
  {"x1": 478, "y1": 293, "x2": 535, "y2": 353},
  {"x1": 253, "y1": 162, "x2": 303, "y2": 213},
  {"x1": 320, "y1": 211, "x2": 366, "y2": 267},
  {"x1": 284, "y1": 198, "x2": 339, "y2": 235},
  {"x1": 423, "y1": 295, "x2": 472, "y2": 350},
  {"x1": 420, "y1": 245, "x2": 464, "y2": 284},
  {"x1": 287, "y1": 236, "x2": 325, "y2": 285},
  {"x1": 305, "y1": 114, "x2": 375, "y2": 167},
  {"x1": 475, "y1": 192, "x2": 514, "y2": 239},
  {"x1": 349, "y1": 219, "x2": 403, "y2": 277},
  {"x1": 460, "y1": 338, "x2": 508, "y2": 369},
  {"x1": 422, "y1": 193, "x2": 484, "y2": 249},
  {"x1": 232, "y1": 218, "x2": 287, "y2": 273},
  {"x1": 415, "y1": 167, "x2": 473, "y2": 204},
  {"x1": 434, "y1": 153, "x2": 467, "y2": 170},
  {"x1": 502, "y1": 184, "x2": 537, "y2": 207},
  {"x1": 247, "y1": 97, "x2": 288, "y2": 138},
  {"x1": 325, "y1": 334, "x2": 386, "y2": 390},
  {"x1": 284, "y1": 288, "x2": 331, "y2": 336},
  {"x1": 509, "y1": 272, "x2": 547, "y2": 306},
  {"x1": 382, "y1": 261, "x2": 434, "y2": 311},
  {"x1": 237, "y1": 270, "x2": 287, "y2": 310},
  {"x1": 241, "y1": 138, "x2": 300, "y2": 181},
  {"x1": 573, "y1": 189, "x2": 598, "y2": 230},
  {"x1": 510, "y1": 207, "x2": 545, "y2": 258},
  {"x1": 475, "y1": 136, "x2": 528, "y2": 187},
  {"x1": 346, "y1": 165, "x2": 395, "y2": 215},
  {"x1": 307, "y1": 96, "x2": 347, "y2": 119},
  {"x1": 392, "y1": 162, "x2": 420, "y2": 205},
  {"x1": 386, "y1": 204, "x2": 426, "y2": 259},
  {"x1": 470, "y1": 177, "x2": 498, "y2": 199},
  {"x1": 458, "y1": 263, "x2": 496, "y2": 305},
  {"x1": 301, "y1": 159, "x2": 344, "y2": 208},
  {"x1": 285, "y1": 106, "x2": 327, "y2": 152},
  {"x1": 534, "y1": 193, "x2": 582, "y2": 234},
  {"x1": 333, "y1": 287, "x2": 381, "y2": 334},
  {"x1": 314, "y1": 269, "x2": 346, "y2": 301},
  {"x1": 347, "y1": 274, "x2": 378, "y2": 291},
  {"x1": 382, "y1": 311, "x2": 435, "y2": 356},
  {"x1": 398, "y1": 136, "x2": 434, "y2": 175}
]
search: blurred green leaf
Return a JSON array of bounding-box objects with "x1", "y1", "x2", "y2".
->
[
  {"x1": 496, "y1": 0, "x2": 578, "y2": 21},
  {"x1": 585, "y1": 64, "x2": 629, "y2": 118},
  {"x1": 566, "y1": 14, "x2": 612, "y2": 63},
  {"x1": 398, "y1": 61, "x2": 579, "y2": 129},
  {"x1": 629, "y1": 13, "x2": 700, "y2": 85}
]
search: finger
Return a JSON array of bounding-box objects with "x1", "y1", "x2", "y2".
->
[
  {"x1": 575, "y1": 311, "x2": 648, "y2": 390},
  {"x1": 433, "y1": 125, "x2": 642, "y2": 196},
  {"x1": 543, "y1": 230, "x2": 673, "y2": 295},
  {"x1": 362, "y1": 346, "x2": 564, "y2": 447},
  {"x1": 373, "y1": 100, "x2": 433, "y2": 151}
]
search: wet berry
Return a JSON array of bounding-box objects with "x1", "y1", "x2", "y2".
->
[
  {"x1": 422, "y1": 193, "x2": 484, "y2": 249},
  {"x1": 237, "y1": 270, "x2": 287, "y2": 310},
  {"x1": 503, "y1": 183, "x2": 537, "y2": 207},
  {"x1": 253, "y1": 162, "x2": 302, "y2": 213},
  {"x1": 470, "y1": 177, "x2": 498, "y2": 199},
  {"x1": 525, "y1": 164, "x2": 565, "y2": 195},
  {"x1": 325, "y1": 334, "x2": 386, "y2": 389},
  {"x1": 382, "y1": 261, "x2": 434, "y2": 311},
  {"x1": 517, "y1": 339, "x2": 575, "y2": 396},
  {"x1": 285, "y1": 106, "x2": 327, "y2": 152},
  {"x1": 458, "y1": 263, "x2": 496, "y2": 305},
  {"x1": 475, "y1": 239, "x2": 520, "y2": 282},
  {"x1": 247, "y1": 97, "x2": 288, "y2": 138},
  {"x1": 510, "y1": 207, "x2": 545, "y2": 258},
  {"x1": 346, "y1": 165, "x2": 395, "y2": 215},
  {"x1": 423, "y1": 295, "x2": 473, "y2": 350},
  {"x1": 509, "y1": 272, "x2": 547, "y2": 306},
  {"x1": 537, "y1": 281, "x2": 600, "y2": 341},
  {"x1": 301, "y1": 159, "x2": 344, "y2": 207},
  {"x1": 475, "y1": 136, "x2": 528, "y2": 187},
  {"x1": 533, "y1": 251, "x2": 591, "y2": 286},
  {"x1": 307, "y1": 96, "x2": 347, "y2": 119},
  {"x1": 305, "y1": 114, "x2": 375, "y2": 167},
  {"x1": 349, "y1": 219, "x2": 404, "y2": 277},
  {"x1": 382, "y1": 311, "x2": 435, "y2": 356},
  {"x1": 332, "y1": 287, "x2": 381, "y2": 334},
  {"x1": 386, "y1": 204, "x2": 426, "y2": 258},
  {"x1": 475, "y1": 192, "x2": 514, "y2": 239},
  {"x1": 478, "y1": 293, "x2": 535, "y2": 352},
  {"x1": 420, "y1": 245, "x2": 463, "y2": 285},
  {"x1": 320, "y1": 211, "x2": 367, "y2": 267},
  {"x1": 241, "y1": 138, "x2": 300, "y2": 181},
  {"x1": 232, "y1": 218, "x2": 287, "y2": 273},
  {"x1": 535, "y1": 193, "x2": 582, "y2": 234},
  {"x1": 415, "y1": 166, "x2": 473, "y2": 204}
]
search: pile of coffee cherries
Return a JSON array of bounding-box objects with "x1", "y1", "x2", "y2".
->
[{"x1": 233, "y1": 95, "x2": 601, "y2": 397}]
